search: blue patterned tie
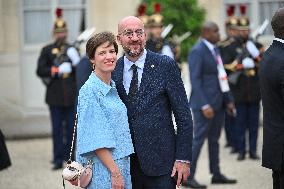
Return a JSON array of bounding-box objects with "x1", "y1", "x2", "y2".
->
[{"x1": 128, "y1": 64, "x2": 138, "y2": 102}]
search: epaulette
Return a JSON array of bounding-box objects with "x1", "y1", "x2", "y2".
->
[{"x1": 218, "y1": 38, "x2": 235, "y2": 48}]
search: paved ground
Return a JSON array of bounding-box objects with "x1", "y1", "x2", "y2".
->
[{"x1": 0, "y1": 127, "x2": 271, "y2": 189}]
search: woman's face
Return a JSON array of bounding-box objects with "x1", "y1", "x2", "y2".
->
[{"x1": 91, "y1": 42, "x2": 117, "y2": 75}]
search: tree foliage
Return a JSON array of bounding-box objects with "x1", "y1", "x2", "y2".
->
[{"x1": 143, "y1": 0, "x2": 205, "y2": 62}]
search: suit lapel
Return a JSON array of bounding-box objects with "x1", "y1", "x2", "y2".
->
[
  {"x1": 115, "y1": 51, "x2": 158, "y2": 115},
  {"x1": 137, "y1": 51, "x2": 158, "y2": 107},
  {"x1": 201, "y1": 41, "x2": 218, "y2": 71}
]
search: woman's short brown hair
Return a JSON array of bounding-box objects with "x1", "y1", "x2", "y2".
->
[{"x1": 86, "y1": 31, "x2": 118, "y2": 59}]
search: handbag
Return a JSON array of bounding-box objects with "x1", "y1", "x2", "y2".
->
[{"x1": 62, "y1": 114, "x2": 93, "y2": 188}]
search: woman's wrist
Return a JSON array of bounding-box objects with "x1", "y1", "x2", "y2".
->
[
  {"x1": 110, "y1": 167, "x2": 121, "y2": 177},
  {"x1": 111, "y1": 172, "x2": 121, "y2": 178}
]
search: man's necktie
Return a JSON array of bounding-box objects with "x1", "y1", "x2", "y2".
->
[
  {"x1": 128, "y1": 64, "x2": 138, "y2": 102},
  {"x1": 213, "y1": 47, "x2": 220, "y2": 64}
]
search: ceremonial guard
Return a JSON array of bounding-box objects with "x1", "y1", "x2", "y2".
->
[
  {"x1": 146, "y1": 3, "x2": 175, "y2": 59},
  {"x1": 221, "y1": 5, "x2": 263, "y2": 161},
  {"x1": 36, "y1": 8, "x2": 80, "y2": 170},
  {"x1": 218, "y1": 5, "x2": 241, "y2": 154},
  {"x1": 136, "y1": 3, "x2": 150, "y2": 39}
]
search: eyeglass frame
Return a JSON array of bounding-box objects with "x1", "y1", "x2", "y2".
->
[{"x1": 118, "y1": 29, "x2": 145, "y2": 38}]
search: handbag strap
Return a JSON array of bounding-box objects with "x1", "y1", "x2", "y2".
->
[{"x1": 68, "y1": 113, "x2": 78, "y2": 163}]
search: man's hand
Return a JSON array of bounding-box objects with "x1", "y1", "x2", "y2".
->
[
  {"x1": 171, "y1": 161, "x2": 190, "y2": 187},
  {"x1": 202, "y1": 106, "x2": 214, "y2": 119},
  {"x1": 226, "y1": 102, "x2": 236, "y2": 117}
]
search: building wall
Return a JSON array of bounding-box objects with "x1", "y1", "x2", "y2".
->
[
  {"x1": 199, "y1": 0, "x2": 226, "y2": 37},
  {"x1": 87, "y1": 0, "x2": 140, "y2": 55},
  {"x1": 0, "y1": 0, "x2": 21, "y2": 119},
  {"x1": 88, "y1": 0, "x2": 140, "y2": 33}
]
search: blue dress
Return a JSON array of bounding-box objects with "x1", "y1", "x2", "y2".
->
[{"x1": 76, "y1": 73, "x2": 134, "y2": 189}]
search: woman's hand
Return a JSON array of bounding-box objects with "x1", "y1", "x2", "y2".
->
[
  {"x1": 95, "y1": 148, "x2": 125, "y2": 189},
  {"x1": 111, "y1": 173, "x2": 125, "y2": 189}
]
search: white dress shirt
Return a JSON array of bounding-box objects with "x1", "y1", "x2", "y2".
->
[{"x1": 123, "y1": 49, "x2": 147, "y2": 94}]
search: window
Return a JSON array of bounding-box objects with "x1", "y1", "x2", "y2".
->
[
  {"x1": 259, "y1": 1, "x2": 284, "y2": 35},
  {"x1": 22, "y1": 0, "x2": 86, "y2": 45}
]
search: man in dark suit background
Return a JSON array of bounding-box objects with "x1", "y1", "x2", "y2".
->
[
  {"x1": 76, "y1": 55, "x2": 92, "y2": 91},
  {"x1": 183, "y1": 22, "x2": 237, "y2": 188},
  {"x1": 0, "y1": 129, "x2": 11, "y2": 171},
  {"x1": 112, "y1": 16, "x2": 193, "y2": 189},
  {"x1": 259, "y1": 7, "x2": 284, "y2": 189}
]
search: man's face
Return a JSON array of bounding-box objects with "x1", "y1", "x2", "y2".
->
[
  {"x1": 149, "y1": 25, "x2": 163, "y2": 39},
  {"x1": 117, "y1": 17, "x2": 147, "y2": 60},
  {"x1": 208, "y1": 25, "x2": 220, "y2": 44},
  {"x1": 239, "y1": 29, "x2": 250, "y2": 41},
  {"x1": 227, "y1": 27, "x2": 239, "y2": 38},
  {"x1": 54, "y1": 31, "x2": 67, "y2": 44}
]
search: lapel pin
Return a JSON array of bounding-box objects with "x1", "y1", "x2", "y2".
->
[{"x1": 151, "y1": 65, "x2": 155, "y2": 68}]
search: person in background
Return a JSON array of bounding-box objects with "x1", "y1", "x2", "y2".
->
[
  {"x1": 259, "y1": 7, "x2": 284, "y2": 189},
  {"x1": 0, "y1": 129, "x2": 11, "y2": 171},
  {"x1": 218, "y1": 5, "x2": 240, "y2": 153},
  {"x1": 231, "y1": 5, "x2": 263, "y2": 161},
  {"x1": 76, "y1": 55, "x2": 92, "y2": 91},
  {"x1": 36, "y1": 8, "x2": 80, "y2": 170},
  {"x1": 76, "y1": 31, "x2": 134, "y2": 189},
  {"x1": 146, "y1": 3, "x2": 175, "y2": 59},
  {"x1": 113, "y1": 16, "x2": 192, "y2": 188},
  {"x1": 136, "y1": 3, "x2": 150, "y2": 40},
  {"x1": 183, "y1": 21, "x2": 237, "y2": 188}
]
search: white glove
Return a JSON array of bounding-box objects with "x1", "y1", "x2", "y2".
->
[
  {"x1": 58, "y1": 62, "x2": 72, "y2": 74},
  {"x1": 246, "y1": 40, "x2": 260, "y2": 58},
  {"x1": 67, "y1": 47, "x2": 80, "y2": 66},
  {"x1": 242, "y1": 57, "x2": 255, "y2": 69}
]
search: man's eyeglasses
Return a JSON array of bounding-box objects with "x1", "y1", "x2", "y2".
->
[{"x1": 119, "y1": 29, "x2": 145, "y2": 38}]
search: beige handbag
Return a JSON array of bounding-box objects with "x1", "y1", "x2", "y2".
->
[{"x1": 62, "y1": 114, "x2": 93, "y2": 188}]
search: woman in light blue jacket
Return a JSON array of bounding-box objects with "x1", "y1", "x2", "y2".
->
[{"x1": 76, "y1": 31, "x2": 134, "y2": 189}]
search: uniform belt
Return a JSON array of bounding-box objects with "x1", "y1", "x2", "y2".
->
[{"x1": 244, "y1": 69, "x2": 255, "y2": 77}]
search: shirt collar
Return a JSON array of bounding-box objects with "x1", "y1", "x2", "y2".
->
[
  {"x1": 202, "y1": 38, "x2": 215, "y2": 52},
  {"x1": 274, "y1": 38, "x2": 284, "y2": 44},
  {"x1": 90, "y1": 72, "x2": 116, "y2": 96},
  {"x1": 124, "y1": 49, "x2": 147, "y2": 71}
]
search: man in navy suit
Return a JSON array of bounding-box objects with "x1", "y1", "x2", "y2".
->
[
  {"x1": 112, "y1": 16, "x2": 193, "y2": 189},
  {"x1": 183, "y1": 22, "x2": 237, "y2": 188},
  {"x1": 259, "y1": 8, "x2": 284, "y2": 189}
]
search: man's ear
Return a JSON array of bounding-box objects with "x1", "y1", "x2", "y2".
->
[{"x1": 116, "y1": 35, "x2": 122, "y2": 45}]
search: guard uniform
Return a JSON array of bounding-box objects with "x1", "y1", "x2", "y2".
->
[
  {"x1": 219, "y1": 5, "x2": 241, "y2": 153},
  {"x1": 36, "y1": 8, "x2": 79, "y2": 169},
  {"x1": 224, "y1": 6, "x2": 263, "y2": 160}
]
